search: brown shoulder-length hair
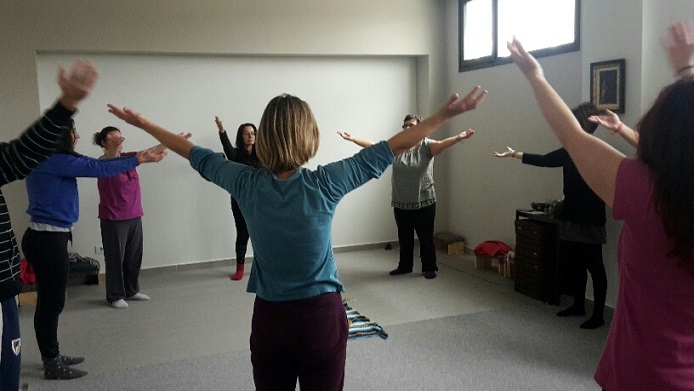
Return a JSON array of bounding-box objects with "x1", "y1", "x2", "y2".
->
[
  {"x1": 636, "y1": 76, "x2": 694, "y2": 273},
  {"x1": 256, "y1": 94, "x2": 319, "y2": 173}
]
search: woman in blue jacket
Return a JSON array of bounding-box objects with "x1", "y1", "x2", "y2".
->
[{"x1": 21, "y1": 123, "x2": 165, "y2": 380}]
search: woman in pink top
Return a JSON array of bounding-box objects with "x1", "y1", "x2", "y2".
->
[
  {"x1": 507, "y1": 22, "x2": 694, "y2": 389},
  {"x1": 94, "y1": 127, "x2": 189, "y2": 309}
]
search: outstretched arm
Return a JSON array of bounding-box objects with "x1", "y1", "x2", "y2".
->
[
  {"x1": 336, "y1": 131, "x2": 374, "y2": 148},
  {"x1": 494, "y1": 146, "x2": 523, "y2": 160},
  {"x1": 588, "y1": 110, "x2": 639, "y2": 148},
  {"x1": 387, "y1": 87, "x2": 487, "y2": 156},
  {"x1": 107, "y1": 105, "x2": 195, "y2": 160},
  {"x1": 507, "y1": 37, "x2": 624, "y2": 207},
  {"x1": 151, "y1": 132, "x2": 192, "y2": 154},
  {"x1": 430, "y1": 129, "x2": 475, "y2": 156}
]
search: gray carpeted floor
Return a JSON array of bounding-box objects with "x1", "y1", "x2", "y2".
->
[{"x1": 19, "y1": 247, "x2": 608, "y2": 390}]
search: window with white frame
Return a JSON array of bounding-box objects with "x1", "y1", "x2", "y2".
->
[{"x1": 459, "y1": 0, "x2": 580, "y2": 72}]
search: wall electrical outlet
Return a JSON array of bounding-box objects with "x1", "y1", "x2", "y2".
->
[{"x1": 95, "y1": 246, "x2": 104, "y2": 255}]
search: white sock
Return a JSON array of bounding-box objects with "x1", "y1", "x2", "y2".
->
[
  {"x1": 127, "y1": 292, "x2": 150, "y2": 301},
  {"x1": 110, "y1": 299, "x2": 128, "y2": 309}
]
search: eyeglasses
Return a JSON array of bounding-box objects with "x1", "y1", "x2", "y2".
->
[{"x1": 243, "y1": 132, "x2": 256, "y2": 136}]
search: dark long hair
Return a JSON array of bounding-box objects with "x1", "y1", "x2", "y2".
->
[
  {"x1": 57, "y1": 119, "x2": 81, "y2": 156},
  {"x1": 235, "y1": 123, "x2": 257, "y2": 155},
  {"x1": 572, "y1": 102, "x2": 599, "y2": 133},
  {"x1": 636, "y1": 76, "x2": 694, "y2": 273}
]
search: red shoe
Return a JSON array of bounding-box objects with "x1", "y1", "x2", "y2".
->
[{"x1": 230, "y1": 264, "x2": 244, "y2": 281}]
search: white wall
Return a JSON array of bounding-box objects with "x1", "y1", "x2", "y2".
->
[
  {"x1": 35, "y1": 53, "x2": 416, "y2": 267},
  {"x1": 0, "y1": 0, "x2": 446, "y2": 269},
  {"x1": 641, "y1": 2, "x2": 694, "y2": 110}
]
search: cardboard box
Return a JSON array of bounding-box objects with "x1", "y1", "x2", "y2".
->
[
  {"x1": 17, "y1": 291, "x2": 37, "y2": 307},
  {"x1": 475, "y1": 255, "x2": 492, "y2": 269},
  {"x1": 17, "y1": 290, "x2": 68, "y2": 307},
  {"x1": 447, "y1": 241, "x2": 466, "y2": 256},
  {"x1": 498, "y1": 252, "x2": 514, "y2": 278},
  {"x1": 434, "y1": 232, "x2": 465, "y2": 251}
]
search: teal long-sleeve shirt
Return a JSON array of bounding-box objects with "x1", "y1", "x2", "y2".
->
[{"x1": 190, "y1": 141, "x2": 394, "y2": 302}]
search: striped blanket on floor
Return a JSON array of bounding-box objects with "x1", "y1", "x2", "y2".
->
[{"x1": 344, "y1": 302, "x2": 388, "y2": 341}]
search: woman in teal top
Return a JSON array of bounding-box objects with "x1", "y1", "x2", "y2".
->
[{"x1": 107, "y1": 87, "x2": 486, "y2": 391}]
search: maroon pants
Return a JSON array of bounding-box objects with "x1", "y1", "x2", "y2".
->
[{"x1": 251, "y1": 292, "x2": 347, "y2": 391}]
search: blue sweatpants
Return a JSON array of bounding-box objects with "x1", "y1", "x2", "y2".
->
[{"x1": 0, "y1": 297, "x2": 21, "y2": 391}]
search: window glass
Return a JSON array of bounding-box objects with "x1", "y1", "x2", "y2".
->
[
  {"x1": 460, "y1": 0, "x2": 579, "y2": 72},
  {"x1": 462, "y1": 0, "x2": 493, "y2": 61}
]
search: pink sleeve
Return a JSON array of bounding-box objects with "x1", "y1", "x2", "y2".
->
[{"x1": 613, "y1": 158, "x2": 653, "y2": 224}]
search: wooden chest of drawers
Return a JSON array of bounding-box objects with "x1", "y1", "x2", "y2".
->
[{"x1": 514, "y1": 216, "x2": 560, "y2": 304}]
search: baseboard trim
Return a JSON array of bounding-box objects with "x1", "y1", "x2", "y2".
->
[{"x1": 100, "y1": 242, "x2": 397, "y2": 279}]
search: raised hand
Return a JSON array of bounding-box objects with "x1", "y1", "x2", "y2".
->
[
  {"x1": 137, "y1": 146, "x2": 167, "y2": 163},
  {"x1": 104, "y1": 136, "x2": 124, "y2": 157},
  {"x1": 215, "y1": 116, "x2": 225, "y2": 133},
  {"x1": 494, "y1": 146, "x2": 516, "y2": 158},
  {"x1": 456, "y1": 129, "x2": 475, "y2": 141},
  {"x1": 507, "y1": 37, "x2": 544, "y2": 80},
  {"x1": 107, "y1": 104, "x2": 150, "y2": 129},
  {"x1": 59, "y1": 59, "x2": 99, "y2": 110},
  {"x1": 664, "y1": 22, "x2": 694, "y2": 76},
  {"x1": 588, "y1": 110, "x2": 621, "y2": 133},
  {"x1": 439, "y1": 86, "x2": 488, "y2": 120},
  {"x1": 336, "y1": 131, "x2": 354, "y2": 142}
]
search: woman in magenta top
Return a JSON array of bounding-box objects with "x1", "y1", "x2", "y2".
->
[
  {"x1": 94, "y1": 127, "x2": 187, "y2": 309},
  {"x1": 508, "y1": 22, "x2": 694, "y2": 389}
]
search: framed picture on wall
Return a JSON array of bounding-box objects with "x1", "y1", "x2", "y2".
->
[{"x1": 590, "y1": 59, "x2": 626, "y2": 113}]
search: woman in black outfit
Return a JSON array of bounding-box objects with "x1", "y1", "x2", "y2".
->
[
  {"x1": 215, "y1": 116, "x2": 261, "y2": 280},
  {"x1": 495, "y1": 102, "x2": 607, "y2": 329}
]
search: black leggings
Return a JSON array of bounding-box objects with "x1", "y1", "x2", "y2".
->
[
  {"x1": 231, "y1": 198, "x2": 250, "y2": 264},
  {"x1": 21, "y1": 229, "x2": 70, "y2": 359},
  {"x1": 559, "y1": 240, "x2": 607, "y2": 318}
]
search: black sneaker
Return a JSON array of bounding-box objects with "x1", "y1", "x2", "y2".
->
[
  {"x1": 423, "y1": 271, "x2": 437, "y2": 279},
  {"x1": 43, "y1": 357, "x2": 88, "y2": 380},
  {"x1": 60, "y1": 355, "x2": 85, "y2": 366}
]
